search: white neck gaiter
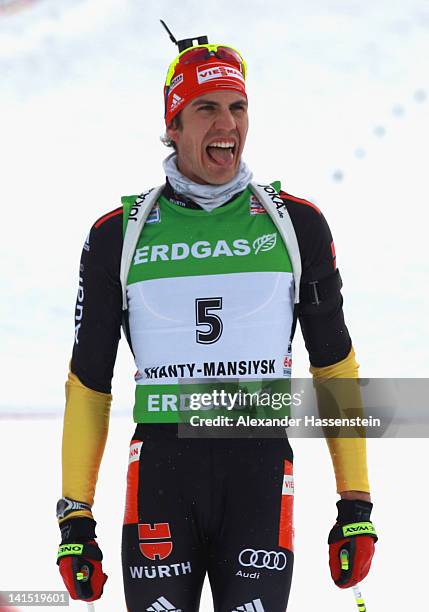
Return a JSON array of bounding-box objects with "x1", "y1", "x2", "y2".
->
[{"x1": 163, "y1": 153, "x2": 253, "y2": 212}]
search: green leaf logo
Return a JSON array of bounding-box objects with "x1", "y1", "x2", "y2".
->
[{"x1": 253, "y1": 233, "x2": 277, "y2": 254}]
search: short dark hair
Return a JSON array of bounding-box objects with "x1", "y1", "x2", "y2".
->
[{"x1": 160, "y1": 112, "x2": 182, "y2": 150}]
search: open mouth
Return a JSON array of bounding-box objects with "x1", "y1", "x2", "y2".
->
[{"x1": 206, "y1": 141, "x2": 236, "y2": 166}]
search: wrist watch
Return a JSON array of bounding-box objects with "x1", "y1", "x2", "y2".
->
[{"x1": 56, "y1": 497, "x2": 92, "y2": 520}]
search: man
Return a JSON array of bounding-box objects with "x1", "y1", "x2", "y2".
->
[{"x1": 56, "y1": 39, "x2": 377, "y2": 611}]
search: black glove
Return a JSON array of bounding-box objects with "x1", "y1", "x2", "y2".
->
[{"x1": 57, "y1": 515, "x2": 107, "y2": 601}]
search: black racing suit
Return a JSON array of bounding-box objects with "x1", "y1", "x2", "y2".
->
[{"x1": 71, "y1": 182, "x2": 351, "y2": 611}]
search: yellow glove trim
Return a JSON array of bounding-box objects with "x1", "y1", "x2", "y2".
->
[{"x1": 58, "y1": 509, "x2": 93, "y2": 525}]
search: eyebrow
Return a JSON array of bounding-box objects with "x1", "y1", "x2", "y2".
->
[{"x1": 192, "y1": 99, "x2": 248, "y2": 108}]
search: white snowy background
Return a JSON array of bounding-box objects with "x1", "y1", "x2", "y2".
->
[{"x1": 0, "y1": 0, "x2": 428, "y2": 610}]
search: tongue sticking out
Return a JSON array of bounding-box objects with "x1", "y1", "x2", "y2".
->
[{"x1": 207, "y1": 146, "x2": 234, "y2": 166}]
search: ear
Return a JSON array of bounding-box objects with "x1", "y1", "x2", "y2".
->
[{"x1": 166, "y1": 118, "x2": 181, "y2": 146}]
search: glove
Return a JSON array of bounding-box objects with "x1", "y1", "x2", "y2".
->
[
  {"x1": 328, "y1": 499, "x2": 377, "y2": 588},
  {"x1": 57, "y1": 516, "x2": 108, "y2": 602}
]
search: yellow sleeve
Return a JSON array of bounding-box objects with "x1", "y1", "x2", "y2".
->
[
  {"x1": 310, "y1": 347, "x2": 370, "y2": 494},
  {"x1": 60, "y1": 370, "x2": 111, "y2": 522}
]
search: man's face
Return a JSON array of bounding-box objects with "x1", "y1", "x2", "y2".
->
[{"x1": 167, "y1": 90, "x2": 249, "y2": 185}]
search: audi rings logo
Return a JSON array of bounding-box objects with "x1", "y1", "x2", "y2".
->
[{"x1": 238, "y1": 549, "x2": 287, "y2": 571}]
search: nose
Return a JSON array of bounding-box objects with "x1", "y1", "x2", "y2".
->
[{"x1": 214, "y1": 107, "x2": 237, "y2": 131}]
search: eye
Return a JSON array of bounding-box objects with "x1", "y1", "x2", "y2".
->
[{"x1": 231, "y1": 104, "x2": 247, "y2": 114}]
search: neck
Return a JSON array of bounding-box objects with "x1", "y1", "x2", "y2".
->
[
  {"x1": 163, "y1": 153, "x2": 253, "y2": 211},
  {"x1": 175, "y1": 158, "x2": 208, "y2": 185}
]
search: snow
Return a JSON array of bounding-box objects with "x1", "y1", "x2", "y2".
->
[{"x1": 0, "y1": 416, "x2": 425, "y2": 610}]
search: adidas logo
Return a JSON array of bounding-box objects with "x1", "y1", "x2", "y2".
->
[
  {"x1": 232, "y1": 598, "x2": 265, "y2": 612},
  {"x1": 146, "y1": 595, "x2": 181, "y2": 611},
  {"x1": 170, "y1": 93, "x2": 183, "y2": 110}
]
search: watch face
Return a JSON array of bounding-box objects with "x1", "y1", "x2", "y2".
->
[{"x1": 56, "y1": 498, "x2": 69, "y2": 518}]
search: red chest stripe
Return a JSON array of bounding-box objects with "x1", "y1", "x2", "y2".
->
[
  {"x1": 281, "y1": 192, "x2": 321, "y2": 215},
  {"x1": 95, "y1": 207, "x2": 122, "y2": 228}
]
